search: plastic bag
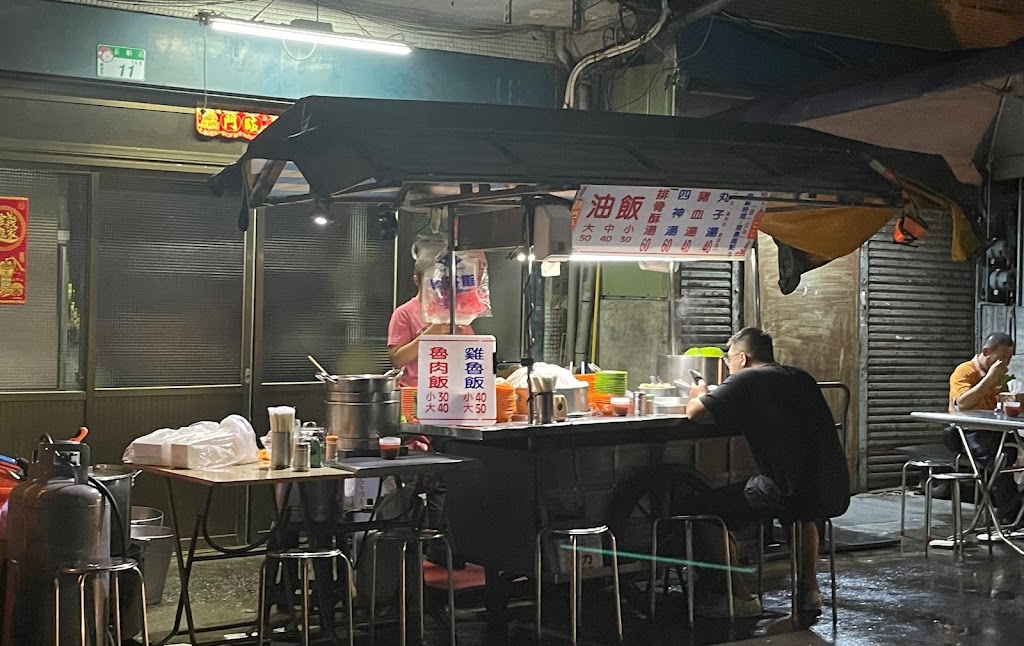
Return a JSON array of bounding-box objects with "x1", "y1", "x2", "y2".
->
[
  {"x1": 123, "y1": 414, "x2": 259, "y2": 469},
  {"x1": 420, "y1": 250, "x2": 492, "y2": 325}
]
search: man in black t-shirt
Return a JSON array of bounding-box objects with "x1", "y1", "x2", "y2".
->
[{"x1": 685, "y1": 327, "x2": 851, "y2": 617}]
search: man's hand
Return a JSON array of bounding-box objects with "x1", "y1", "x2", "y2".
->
[
  {"x1": 689, "y1": 381, "x2": 709, "y2": 399},
  {"x1": 983, "y1": 359, "x2": 1010, "y2": 388}
]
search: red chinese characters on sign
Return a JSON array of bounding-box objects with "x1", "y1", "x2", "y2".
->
[
  {"x1": 0, "y1": 197, "x2": 28, "y2": 305},
  {"x1": 195, "y1": 108, "x2": 278, "y2": 141},
  {"x1": 570, "y1": 186, "x2": 766, "y2": 259},
  {"x1": 586, "y1": 193, "x2": 615, "y2": 219},
  {"x1": 615, "y1": 195, "x2": 644, "y2": 220}
]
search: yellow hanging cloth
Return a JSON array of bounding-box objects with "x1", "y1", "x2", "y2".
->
[{"x1": 759, "y1": 207, "x2": 898, "y2": 260}]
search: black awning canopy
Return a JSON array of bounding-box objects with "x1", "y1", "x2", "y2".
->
[{"x1": 210, "y1": 95, "x2": 967, "y2": 209}]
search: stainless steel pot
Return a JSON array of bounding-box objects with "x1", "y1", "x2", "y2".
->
[
  {"x1": 89, "y1": 464, "x2": 139, "y2": 557},
  {"x1": 321, "y1": 369, "x2": 402, "y2": 452},
  {"x1": 652, "y1": 396, "x2": 688, "y2": 415},
  {"x1": 656, "y1": 354, "x2": 726, "y2": 390},
  {"x1": 638, "y1": 384, "x2": 676, "y2": 398},
  {"x1": 554, "y1": 382, "x2": 589, "y2": 414}
]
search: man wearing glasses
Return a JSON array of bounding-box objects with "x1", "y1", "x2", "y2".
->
[{"x1": 685, "y1": 327, "x2": 851, "y2": 619}]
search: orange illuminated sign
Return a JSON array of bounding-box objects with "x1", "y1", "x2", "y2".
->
[
  {"x1": 195, "y1": 108, "x2": 278, "y2": 141},
  {"x1": 0, "y1": 197, "x2": 28, "y2": 305}
]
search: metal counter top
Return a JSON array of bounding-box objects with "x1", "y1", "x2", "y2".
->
[
  {"x1": 911, "y1": 410, "x2": 1024, "y2": 432},
  {"x1": 402, "y1": 413, "x2": 724, "y2": 442}
]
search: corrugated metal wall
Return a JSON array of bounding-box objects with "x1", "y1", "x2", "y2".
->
[
  {"x1": 96, "y1": 171, "x2": 245, "y2": 387},
  {"x1": 675, "y1": 261, "x2": 737, "y2": 350},
  {"x1": 261, "y1": 202, "x2": 395, "y2": 380},
  {"x1": 863, "y1": 213, "x2": 975, "y2": 488}
]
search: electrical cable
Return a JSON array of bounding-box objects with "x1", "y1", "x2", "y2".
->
[
  {"x1": 718, "y1": 10, "x2": 852, "y2": 67},
  {"x1": 201, "y1": 22, "x2": 209, "y2": 109},
  {"x1": 281, "y1": 39, "x2": 317, "y2": 61},
  {"x1": 250, "y1": 0, "x2": 277, "y2": 21}
]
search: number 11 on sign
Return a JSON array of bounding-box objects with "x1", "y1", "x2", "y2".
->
[{"x1": 96, "y1": 45, "x2": 146, "y2": 82}]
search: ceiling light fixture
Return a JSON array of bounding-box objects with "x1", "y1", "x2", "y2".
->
[{"x1": 200, "y1": 14, "x2": 412, "y2": 56}]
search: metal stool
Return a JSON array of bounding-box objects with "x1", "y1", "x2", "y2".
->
[
  {"x1": 257, "y1": 547, "x2": 355, "y2": 646},
  {"x1": 54, "y1": 557, "x2": 149, "y2": 646},
  {"x1": 900, "y1": 456, "x2": 959, "y2": 540},
  {"x1": 924, "y1": 472, "x2": 985, "y2": 562},
  {"x1": 757, "y1": 519, "x2": 838, "y2": 625},
  {"x1": 367, "y1": 528, "x2": 456, "y2": 646},
  {"x1": 649, "y1": 515, "x2": 734, "y2": 626},
  {"x1": 535, "y1": 525, "x2": 623, "y2": 646}
]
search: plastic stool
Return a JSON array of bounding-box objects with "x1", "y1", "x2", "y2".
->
[
  {"x1": 257, "y1": 547, "x2": 354, "y2": 646},
  {"x1": 757, "y1": 519, "x2": 838, "y2": 625},
  {"x1": 535, "y1": 525, "x2": 623, "y2": 646},
  {"x1": 900, "y1": 457, "x2": 958, "y2": 540},
  {"x1": 650, "y1": 515, "x2": 733, "y2": 626},
  {"x1": 367, "y1": 528, "x2": 456, "y2": 646},
  {"x1": 54, "y1": 557, "x2": 149, "y2": 646}
]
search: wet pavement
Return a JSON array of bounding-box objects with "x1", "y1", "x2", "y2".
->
[{"x1": 144, "y1": 492, "x2": 1024, "y2": 645}]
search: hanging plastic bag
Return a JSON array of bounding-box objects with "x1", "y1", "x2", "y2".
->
[
  {"x1": 420, "y1": 250, "x2": 492, "y2": 326},
  {"x1": 123, "y1": 414, "x2": 259, "y2": 469}
]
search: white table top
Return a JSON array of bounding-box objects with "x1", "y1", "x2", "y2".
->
[
  {"x1": 135, "y1": 462, "x2": 353, "y2": 487},
  {"x1": 910, "y1": 410, "x2": 1024, "y2": 432}
]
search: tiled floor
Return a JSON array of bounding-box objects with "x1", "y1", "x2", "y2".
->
[{"x1": 142, "y1": 490, "x2": 1024, "y2": 645}]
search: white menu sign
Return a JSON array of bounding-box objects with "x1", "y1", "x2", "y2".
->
[
  {"x1": 570, "y1": 186, "x2": 766, "y2": 259},
  {"x1": 417, "y1": 335, "x2": 496, "y2": 426}
]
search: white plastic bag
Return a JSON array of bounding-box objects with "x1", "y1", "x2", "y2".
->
[
  {"x1": 123, "y1": 414, "x2": 259, "y2": 469},
  {"x1": 420, "y1": 250, "x2": 492, "y2": 325}
]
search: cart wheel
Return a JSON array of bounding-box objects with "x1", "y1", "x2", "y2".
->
[{"x1": 606, "y1": 463, "x2": 711, "y2": 614}]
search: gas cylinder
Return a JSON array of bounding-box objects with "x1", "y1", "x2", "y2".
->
[{"x1": 4, "y1": 438, "x2": 110, "y2": 646}]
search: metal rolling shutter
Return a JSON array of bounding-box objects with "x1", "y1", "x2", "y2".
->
[
  {"x1": 261, "y1": 202, "x2": 395, "y2": 381},
  {"x1": 96, "y1": 170, "x2": 244, "y2": 387},
  {"x1": 863, "y1": 213, "x2": 975, "y2": 488},
  {"x1": 676, "y1": 261, "x2": 738, "y2": 350}
]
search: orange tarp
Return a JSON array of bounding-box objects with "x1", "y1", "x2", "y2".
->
[{"x1": 758, "y1": 207, "x2": 898, "y2": 260}]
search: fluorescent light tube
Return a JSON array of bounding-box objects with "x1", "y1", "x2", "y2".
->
[
  {"x1": 568, "y1": 253, "x2": 707, "y2": 263},
  {"x1": 206, "y1": 16, "x2": 412, "y2": 55}
]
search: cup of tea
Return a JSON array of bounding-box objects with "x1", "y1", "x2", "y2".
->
[
  {"x1": 1005, "y1": 401, "x2": 1021, "y2": 418},
  {"x1": 379, "y1": 436, "x2": 402, "y2": 460}
]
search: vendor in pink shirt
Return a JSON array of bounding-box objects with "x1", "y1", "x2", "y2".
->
[{"x1": 387, "y1": 259, "x2": 472, "y2": 387}]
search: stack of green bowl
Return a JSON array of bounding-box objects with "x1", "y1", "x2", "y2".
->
[{"x1": 594, "y1": 370, "x2": 628, "y2": 396}]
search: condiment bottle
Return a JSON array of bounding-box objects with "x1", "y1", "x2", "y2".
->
[
  {"x1": 325, "y1": 435, "x2": 339, "y2": 462},
  {"x1": 293, "y1": 441, "x2": 311, "y2": 471},
  {"x1": 309, "y1": 437, "x2": 322, "y2": 468}
]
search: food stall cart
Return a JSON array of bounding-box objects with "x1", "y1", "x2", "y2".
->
[{"x1": 211, "y1": 94, "x2": 968, "y2": 614}]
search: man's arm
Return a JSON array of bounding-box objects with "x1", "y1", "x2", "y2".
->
[
  {"x1": 388, "y1": 323, "x2": 472, "y2": 370},
  {"x1": 952, "y1": 359, "x2": 1007, "y2": 411},
  {"x1": 388, "y1": 322, "x2": 449, "y2": 369},
  {"x1": 685, "y1": 383, "x2": 715, "y2": 423}
]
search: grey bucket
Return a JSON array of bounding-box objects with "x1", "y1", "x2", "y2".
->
[
  {"x1": 130, "y1": 525, "x2": 174, "y2": 605},
  {"x1": 130, "y1": 505, "x2": 164, "y2": 526}
]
